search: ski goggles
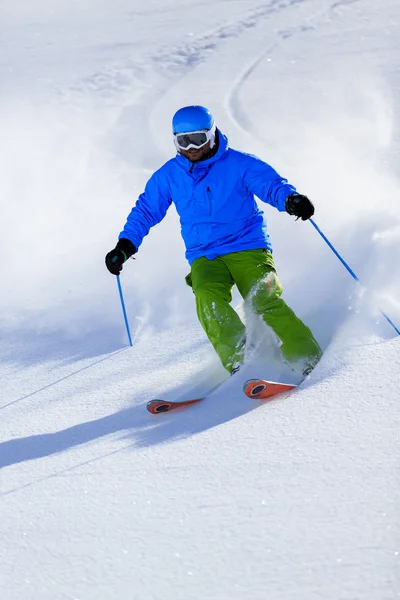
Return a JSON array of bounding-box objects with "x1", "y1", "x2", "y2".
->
[{"x1": 173, "y1": 126, "x2": 215, "y2": 151}]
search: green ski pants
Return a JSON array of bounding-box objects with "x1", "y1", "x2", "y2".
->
[{"x1": 185, "y1": 249, "x2": 322, "y2": 373}]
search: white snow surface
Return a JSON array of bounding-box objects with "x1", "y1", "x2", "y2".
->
[{"x1": 1, "y1": 1, "x2": 400, "y2": 599}]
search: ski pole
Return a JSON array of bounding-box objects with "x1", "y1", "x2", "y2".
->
[
  {"x1": 309, "y1": 218, "x2": 400, "y2": 336},
  {"x1": 116, "y1": 275, "x2": 133, "y2": 346}
]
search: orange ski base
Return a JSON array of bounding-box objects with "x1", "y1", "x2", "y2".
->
[{"x1": 243, "y1": 379, "x2": 297, "y2": 400}]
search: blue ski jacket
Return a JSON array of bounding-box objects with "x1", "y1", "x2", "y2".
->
[{"x1": 119, "y1": 130, "x2": 297, "y2": 265}]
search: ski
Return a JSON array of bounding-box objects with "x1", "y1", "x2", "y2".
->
[
  {"x1": 147, "y1": 378, "x2": 228, "y2": 414},
  {"x1": 147, "y1": 397, "x2": 204, "y2": 414},
  {"x1": 147, "y1": 378, "x2": 297, "y2": 414},
  {"x1": 243, "y1": 378, "x2": 297, "y2": 400}
]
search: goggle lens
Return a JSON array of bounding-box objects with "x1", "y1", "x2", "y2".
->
[{"x1": 175, "y1": 131, "x2": 209, "y2": 149}]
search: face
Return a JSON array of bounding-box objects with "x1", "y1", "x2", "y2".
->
[{"x1": 179, "y1": 141, "x2": 211, "y2": 162}]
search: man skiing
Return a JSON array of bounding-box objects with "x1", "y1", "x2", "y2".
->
[{"x1": 105, "y1": 105, "x2": 322, "y2": 376}]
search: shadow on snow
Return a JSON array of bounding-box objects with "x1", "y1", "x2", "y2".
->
[{"x1": 0, "y1": 389, "x2": 258, "y2": 472}]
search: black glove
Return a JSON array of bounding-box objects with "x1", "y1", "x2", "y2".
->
[
  {"x1": 285, "y1": 193, "x2": 315, "y2": 221},
  {"x1": 105, "y1": 238, "x2": 136, "y2": 275}
]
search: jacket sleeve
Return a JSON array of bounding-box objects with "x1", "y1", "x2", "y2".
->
[
  {"x1": 241, "y1": 153, "x2": 297, "y2": 212},
  {"x1": 119, "y1": 170, "x2": 172, "y2": 250}
]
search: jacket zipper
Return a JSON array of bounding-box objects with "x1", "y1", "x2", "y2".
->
[{"x1": 207, "y1": 186, "x2": 212, "y2": 215}]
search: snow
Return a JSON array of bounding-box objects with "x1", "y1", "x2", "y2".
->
[{"x1": 1, "y1": 1, "x2": 400, "y2": 598}]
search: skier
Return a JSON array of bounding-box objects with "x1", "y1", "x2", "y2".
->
[{"x1": 105, "y1": 105, "x2": 322, "y2": 376}]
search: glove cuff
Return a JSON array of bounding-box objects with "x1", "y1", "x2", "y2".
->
[
  {"x1": 116, "y1": 238, "x2": 137, "y2": 262},
  {"x1": 285, "y1": 193, "x2": 300, "y2": 216}
]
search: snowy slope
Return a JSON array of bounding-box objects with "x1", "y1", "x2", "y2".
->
[{"x1": 1, "y1": 1, "x2": 400, "y2": 599}]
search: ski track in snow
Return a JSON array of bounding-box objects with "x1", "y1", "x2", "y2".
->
[
  {"x1": 225, "y1": 0, "x2": 361, "y2": 136},
  {"x1": 64, "y1": 0, "x2": 311, "y2": 106},
  {"x1": 226, "y1": 12, "x2": 321, "y2": 135}
]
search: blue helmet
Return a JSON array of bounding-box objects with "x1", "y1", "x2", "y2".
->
[
  {"x1": 172, "y1": 105, "x2": 216, "y2": 151},
  {"x1": 172, "y1": 105, "x2": 214, "y2": 134}
]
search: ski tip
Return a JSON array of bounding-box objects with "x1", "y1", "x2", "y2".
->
[
  {"x1": 146, "y1": 397, "x2": 204, "y2": 414},
  {"x1": 147, "y1": 399, "x2": 173, "y2": 414},
  {"x1": 243, "y1": 378, "x2": 297, "y2": 400}
]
